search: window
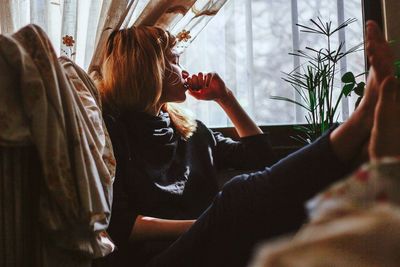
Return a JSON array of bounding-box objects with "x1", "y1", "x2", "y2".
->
[
  {"x1": 180, "y1": 0, "x2": 365, "y2": 127},
  {"x1": 3, "y1": 0, "x2": 365, "y2": 128}
]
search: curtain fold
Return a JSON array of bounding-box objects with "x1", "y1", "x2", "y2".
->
[
  {"x1": 0, "y1": 0, "x2": 14, "y2": 34},
  {"x1": 84, "y1": 0, "x2": 104, "y2": 67},
  {"x1": 0, "y1": 23, "x2": 117, "y2": 264},
  {"x1": 88, "y1": 0, "x2": 162, "y2": 74},
  {"x1": 133, "y1": 0, "x2": 197, "y2": 28},
  {"x1": 88, "y1": 0, "x2": 134, "y2": 75},
  {"x1": 88, "y1": 0, "x2": 228, "y2": 74},
  {"x1": 31, "y1": 0, "x2": 49, "y2": 33},
  {"x1": 1, "y1": 0, "x2": 228, "y2": 71},
  {"x1": 61, "y1": 0, "x2": 78, "y2": 60}
]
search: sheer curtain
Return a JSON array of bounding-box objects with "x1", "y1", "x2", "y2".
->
[
  {"x1": 0, "y1": 0, "x2": 109, "y2": 68},
  {"x1": 180, "y1": 0, "x2": 365, "y2": 127},
  {"x1": 0, "y1": 0, "x2": 227, "y2": 70},
  {"x1": 0, "y1": 0, "x2": 365, "y2": 127}
]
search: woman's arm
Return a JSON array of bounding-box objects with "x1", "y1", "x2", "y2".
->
[
  {"x1": 216, "y1": 89, "x2": 262, "y2": 137},
  {"x1": 187, "y1": 72, "x2": 262, "y2": 138},
  {"x1": 130, "y1": 215, "x2": 195, "y2": 242}
]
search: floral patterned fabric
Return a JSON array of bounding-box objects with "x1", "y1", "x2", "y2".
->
[
  {"x1": 307, "y1": 157, "x2": 400, "y2": 220},
  {"x1": 0, "y1": 24, "x2": 115, "y2": 262},
  {"x1": 250, "y1": 157, "x2": 400, "y2": 267}
]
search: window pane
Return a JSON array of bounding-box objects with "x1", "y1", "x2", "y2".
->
[{"x1": 180, "y1": 0, "x2": 365, "y2": 127}]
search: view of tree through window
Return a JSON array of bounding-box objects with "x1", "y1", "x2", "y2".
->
[{"x1": 180, "y1": 0, "x2": 365, "y2": 127}]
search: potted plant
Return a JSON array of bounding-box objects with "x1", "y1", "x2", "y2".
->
[{"x1": 271, "y1": 17, "x2": 365, "y2": 143}]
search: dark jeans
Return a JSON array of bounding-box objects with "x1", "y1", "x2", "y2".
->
[{"x1": 148, "y1": 131, "x2": 352, "y2": 267}]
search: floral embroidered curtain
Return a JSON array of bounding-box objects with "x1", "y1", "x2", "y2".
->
[
  {"x1": 89, "y1": 0, "x2": 229, "y2": 74},
  {"x1": 0, "y1": 0, "x2": 228, "y2": 70}
]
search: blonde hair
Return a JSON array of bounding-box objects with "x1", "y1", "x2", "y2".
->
[{"x1": 95, "y1": 26, "x2": 197, "y2": 139}]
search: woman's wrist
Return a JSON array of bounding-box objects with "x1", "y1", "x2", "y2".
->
[
  {"x1": 214, "y1": 88, "x2": 263, "y2": 137},
  {"x1": 216, "y1": 88, "x2": 235, "y2": 106}
]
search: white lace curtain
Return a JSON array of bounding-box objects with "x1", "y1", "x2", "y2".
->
[{"x1": 0, "y1": 0, "x2": 228, "y2": 70}]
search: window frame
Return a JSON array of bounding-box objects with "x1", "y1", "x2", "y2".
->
[{"x1": 212, "y1": 0, "x2": 383, "y2": 157}]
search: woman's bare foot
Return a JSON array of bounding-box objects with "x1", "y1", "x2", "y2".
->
[
  {"x1": 365, "y1": 21, "x2": 400, "y2": 159},
  {"x1": 366, "y1": 21, "x2": 395, "y2": 82},
  {"x1": 328, "y1": 21, "x2": 393, "y2": 163},
  {"x1": 357, "y1": 21, "x2": 395, "y2": 130},
  {"x1": 369, "y1": 76, "x2": 400, "y2": 159}
]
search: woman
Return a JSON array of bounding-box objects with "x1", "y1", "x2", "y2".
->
[
  {"x1": 96, "y1": 22, "x2": 386, "y2": 266},
  {"x1": 96, "y1": 26, "x2": 276, "y2": 265}
]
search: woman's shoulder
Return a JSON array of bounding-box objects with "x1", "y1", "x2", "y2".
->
[
  {"x1": 195, "y1": 120, "x2": 208, "y2": 130},
  {"x1": 191, "y1": 119, "x2": 214, "y2": 136},
  {"x1": 187, "y1": 120, "x2": 219, "y2": 145}
]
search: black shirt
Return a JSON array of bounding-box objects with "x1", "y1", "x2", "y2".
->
[{"x1": 103, "y1": 110, "x2": 275, "y2": 264}]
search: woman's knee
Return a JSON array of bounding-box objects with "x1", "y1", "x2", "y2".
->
[{"x1": 217, "y1": 174, "x2": 253, "y2": 209}]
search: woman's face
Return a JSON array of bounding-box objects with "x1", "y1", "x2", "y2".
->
[{"x1": 160, "y1": 49, "x2": 189, "y2": 104}]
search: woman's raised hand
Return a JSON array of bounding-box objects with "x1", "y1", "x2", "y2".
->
[
  {"x1": 186, "y1": 72, "x2": 262, "y2": 137},
  {"x1": 186, "y1": 72, "x2": 231, "y2": 102}
]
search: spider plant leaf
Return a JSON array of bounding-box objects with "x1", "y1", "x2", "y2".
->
[
  {"x1": 321, "y1": 120, "x2": 330, "y2": 133},
  {"x1": 330, "y1": 18, "x2": 357, "y2": 35},
  {"x1": 294, "y1": 125, "x2": 312, "y2": 133},
  {"x1": 290, "y1": 50, "x2": 315, "y2": 61},
  {"x1": 282, "y1": 76, "x2": 308, "y2": 89},
  {"x1": 308, "y1": 91, "x2": 316, "y2": 109},
  {"x1": 294, "y1": 125, "x2": 314, "y2": 139},
  {"x1": 335, "y1": 112, "x2": 341, "y2": 122},
  {"x1": 337, "y1": 43, "x2": 364, "y2": 61},
  {"x1": 291, "y1": 134, "x2": 312, "y2": 144},
  {"x1": 297, "y1": 20, "x2": 325, "y2": 35},
  {"x1": 355, "y1": 72, "x2": 367, "y2": 78},
  {"x1": 305, "y1": 47, "x2": 322, "y2": 54},
  {"x1": 294, "y1": 86, "x2": 311, "y2": 104},
  {"x1": 270, "y1": 96, "x2": 311, "y2": 111},
  {"x1": 314, "y1": 17, "x2": 328, "y2": 35},
  {"x1": 299, "y1": 29, "x2": 324, "y2": 35},
  {"x1": 305, "y1": 117, "x2": 314, "y2": 127},
  {"x1": 327, "y1": 21, "x2": 332, "y2": 34},
  {"x1": 275, "y1": 16, "x2": 364, "y2": 142},
  {"x1": 395, "y1": 60, "x2": 400, "y2": 78}
]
